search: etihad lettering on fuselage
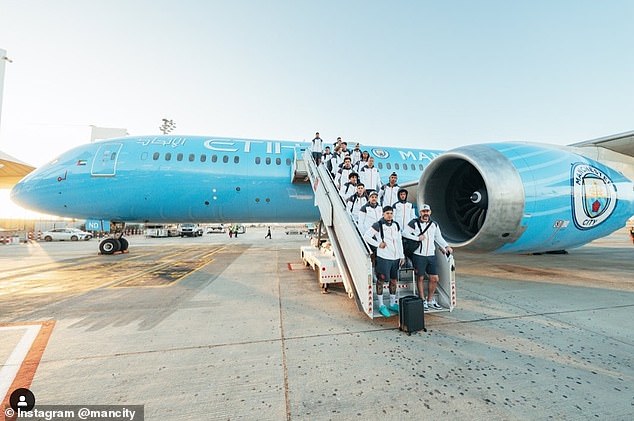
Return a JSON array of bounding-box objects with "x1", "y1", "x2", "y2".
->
[
  {"x1": 203, "y1": 139, "x2": 299, "y2": 154},
  {"x1": 571, "y1": 163, "x2": 617, "y2": 230},
  {"x1": 136, "y1": 137, "x2": 187, "y2": 147}
]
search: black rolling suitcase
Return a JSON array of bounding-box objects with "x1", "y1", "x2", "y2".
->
[{"x1": 399, "y1": 295, "x2": 426, "y2": 335}]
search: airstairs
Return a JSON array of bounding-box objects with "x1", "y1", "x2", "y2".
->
[{"x1": 295, "y1": 148, "x2": 456, "y2": 319}]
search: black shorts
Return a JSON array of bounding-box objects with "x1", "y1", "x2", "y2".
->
[
  {"x1": 411, "y1": 254, "x2": 438, "y2": 276},
  {"x1": 375, "y1": 256, "x2": 400, "y2": 281}
]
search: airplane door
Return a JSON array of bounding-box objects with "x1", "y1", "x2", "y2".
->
[{"x1": 91, "y1": 143, "x2": 123, "y2": 177}]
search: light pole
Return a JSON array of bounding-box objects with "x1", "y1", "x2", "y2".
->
[{"x1": 159, "y1": 118, "x2": 176, "y2": 135}]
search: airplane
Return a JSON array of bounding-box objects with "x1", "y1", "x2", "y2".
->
[{"x1": 9, "y1": 132, "x2": 634, "y2": 255}]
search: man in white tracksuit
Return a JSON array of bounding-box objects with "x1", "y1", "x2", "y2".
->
[
  {"x1": 358, "y1": 190, "x2": 383, "y2": 234},
  {"x1": 363, "y1": 205, "x2": 405, "y2": 318},
  {"x1": 393, "y1": 188, "x2": 416, "y2": 230},
  {"x1": 346, "y1": 183, "x2": 368, "y2": 223},
  {"x1": 379, "y1": 172, "x2": 400, "y2": 207},
  {"x1": 358, "y1": 156, "x2": 382, "y2": 193},
  {"x1": 402, "y1": 204, "x2": 453, "y2": 311}
]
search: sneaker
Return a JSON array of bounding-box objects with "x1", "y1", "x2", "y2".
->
[
  {"x1": 378, "y1": 305, "x2": 391, "y2": 317},
  {"x1": 423, "y1": 300, "x2": 429, "y2": 311},
  {"x1": 430, "y1": 299, "x2": 443, "y2": 310},
  {"x1": 387, "y1": 303, "x2": 399, "y2": 313}
]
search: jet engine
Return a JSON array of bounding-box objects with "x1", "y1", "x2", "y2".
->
[{"x1": 418, "y1": 143, "x2": 634, "y2": 253}]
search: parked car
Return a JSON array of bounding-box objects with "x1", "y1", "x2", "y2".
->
[
  {"x1": 179, "y1": 223, "x2": 203, "y2": 237},
  {"x1": 206, "y1": 225, "x2": 225, "y2": 234},
  {"x1": 42, "y1": 228, "x2": 92, "y2": 241}
]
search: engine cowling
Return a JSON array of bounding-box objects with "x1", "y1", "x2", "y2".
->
[{"x1": 418, "y1": 143, "x2": 634, "y2": 253}]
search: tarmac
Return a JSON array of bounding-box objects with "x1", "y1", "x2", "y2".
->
[{"x1": 0, "y1": 226, "x2": 633, "y2": 420}]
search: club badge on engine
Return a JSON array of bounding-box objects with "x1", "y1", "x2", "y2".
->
[{"x1": 571, "y1": 163, "x2": 617, "y2": 230}]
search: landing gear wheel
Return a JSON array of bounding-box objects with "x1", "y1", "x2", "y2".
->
[
  {"x1": 99, "y1": 238, "x2": 121, "y2": 255},
  {"x1": 118, "y1": 237, "x2": 129, "y2": 252}
]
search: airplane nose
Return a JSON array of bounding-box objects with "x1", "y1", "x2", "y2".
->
[
  {"x1": 10, "y1": 178, "x2": 31, "y2": 208},
  {"x1": 9, "y1": 170, "x2": 49, "y2": 212}
]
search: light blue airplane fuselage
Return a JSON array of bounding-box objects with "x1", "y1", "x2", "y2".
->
[{"x1": 10, "y1": 135, "x2": 634, "y2": 253}]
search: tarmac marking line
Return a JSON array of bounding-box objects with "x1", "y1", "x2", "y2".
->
[
  {"x1": 0, "y1": 320, "x2": 55, "y2": 410},
  {"x1": 107, "y1": 246, "x2": 225, "y2": 288}
]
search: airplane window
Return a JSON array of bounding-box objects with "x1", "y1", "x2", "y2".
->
[
  {"x1": 189, "y1": 154, "x2": 195, "y2": 162},
  {"x1": 266, "y1": 157, "x2": 271, "y2": 165},
  {"x1": 386, "y1": 163, "x2": 391, "y2": 169},
  {"x1": 165, "y1": 153, "x2": 172, "y2": 161},
  {"x1": 110, "y1": 152, "x2": 117, "y2": 160},
  {"x1": 255, "y1": 157, "x2": 261, "y2": 164},
  {"x1": 419, "y1": 164, "x2": 424, "y2": 171},
  {"x1": 141, "y1": 152, "x2": 148, "y2": 161},
  {"x1": 177, "y1": 153, "x2": 183, "y2": 161},
  {"x1": 377, "y1": 163, "x2": 383, "y2": 169},
  {"x1": 223, "y1": 155, "x2": 228, "y2": 163},
  {"x1": 200, "y1": 154, "x2": 206, "y2": 162},
  {"x1": 402, "y1": 163, "x2": 408, "y2": 170},
  {"x1": 212, "y1": 155, "x2": 217, "y2": 163},
  {"x1": 153, "y1": 152, "x2": 160, "y2": 160},
  {"x1": 286, "y1": 158, "x2": 291, "y2": 166},
  {"x1": 395, "y1": 163, "x2": 400, "y2": 170},
  {"x1": 234, "y1": 156, "x2": 239, "y2": 164},
  {"x1": 276, "y1": 158, "x2": 281, "y2": 165}
]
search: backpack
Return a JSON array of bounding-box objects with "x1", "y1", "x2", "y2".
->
[{"x1": 402, "y1": 219, "x2": 433, "y2": 258}]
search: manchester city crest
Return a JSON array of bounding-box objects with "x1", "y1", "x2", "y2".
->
[
  {"x1": 571, "y1": 163, "x2": 617, "y2": 230},
  {"x1": 371, "y1": 148, "x2": 389, "y2": 159}
]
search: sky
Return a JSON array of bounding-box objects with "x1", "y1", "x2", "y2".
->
[{"x1": 1, "y1": 0, "x2": 634, "y2": 217}]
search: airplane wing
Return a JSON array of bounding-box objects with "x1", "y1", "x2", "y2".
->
[
  {"x1": 569, "y1": 130, "x2": 634, "y2": 180},
  {"x1": 0, "y1": 150, "x2": 35, "y2": 188},
  {"x1": 570, "y1": 130, "x2": 634, "y2": 158}
]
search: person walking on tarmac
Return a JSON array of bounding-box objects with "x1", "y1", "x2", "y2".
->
[
  {"x1": 265, "y1": 226, "x2": 272, "y2": 239},
  {"x1": 363, "y1": 206, "x2": 405, "y2": 318},
  {"x1": 402, "y1": 204, "x2": 453, "y2": 311}
]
